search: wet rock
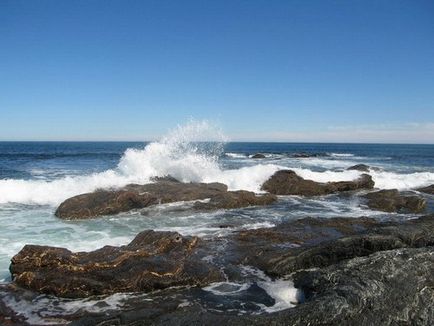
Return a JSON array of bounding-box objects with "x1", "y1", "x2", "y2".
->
[
  {"x1": 251, "y1": 153, "x2": 265, "y2": 159},
  {"x1": 101, "y1": 247, "x2": 434, "y2": 325},
  {"x1": 5, "y1": 216, "x2": 434, "y2": 324},
  {"x1": 347, "y1": 164, "x2": 370, "y2": 172},
  {"x1": 10, "y1": 230, "x2": 224, "y2": 298},
  {"x1": 232, "y1": 216, "x2": 378, "y2": 273},
  {"x1": 292, "y1": 152, "x2": 315, "y2": 158},
  {"x1": 123, "y1": 181, "x2": 228, "y2": 203},
  {"x1": 232, "y1": 214, "x2": 434, "y2": 276},
  {"x1": 261, "y1": 170, "x2": 374, "y2": 196},
  {"x1": 56, "y1": 180, "x2": 275, "y2": 219},
  {"x1": 55, "y1": 190, "x2": 158, "y2": 219},
  {"x1": 417, "y1": 184, "x2": 434, "y2": 195},
  {"x1": 364, "y1": 189, "x2": 426, "y2": 213},
  {"x1": 287, "y1": 247, "x2": 434, "y2": 325},
  {"x1": 193, "y1": 191, "x2": 276, "y2": 210}
]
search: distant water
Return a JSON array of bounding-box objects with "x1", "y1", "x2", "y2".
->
[{"x1": 0, "y1": 122, "x2": 433, "y2": 320}]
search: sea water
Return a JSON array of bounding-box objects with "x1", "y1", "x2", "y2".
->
[{"x1": 0, "y1": 122, "x2": 433, "y2": 321}]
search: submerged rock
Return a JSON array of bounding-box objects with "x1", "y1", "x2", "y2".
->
[
  {"x1": 347, "y1": 164, "x2": 370, "y2": 172},
  {"x1": 56, "y1": 180, "x2": 276, "y2": 219},
  {"x1": 10, "y1": 230, "x2": 224, "y2": 298},
  {"x1": 291, "y1": 152, "x2": 325, "y2": 158},
  {"x1": 261, "y1": 170, "x2": 374, "y2": 196},
  {"x1": 251, "y1": 153, "x2": 266, "y2": 159},
  {"x1": 417, "y1": 184, "x2": 434, "y2": 195},
  {"x1": 363, "y1": 189, "x2": 426, "y2": 213}
]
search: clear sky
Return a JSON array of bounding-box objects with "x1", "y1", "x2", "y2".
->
[{"x1": 1, "y1": 0, "x2": 433, "y2": 143}]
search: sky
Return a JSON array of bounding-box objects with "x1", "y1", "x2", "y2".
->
[{"x1": 1, "y1": 0, "x2": 433, "y2": 143}]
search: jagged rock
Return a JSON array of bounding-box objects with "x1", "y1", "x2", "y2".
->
[
  {"x1": 417, "y1": 184, "x2": 434, "y2": 195},
  {"x1": 5, "y1": 216, "x2": 434, "y2": 324},
  {"x1": 251, "y1": 153, "x2": 266, "y2": 159},
  {"x1": 347, "y1": 164, "x2": 370, "y2": 172},
  {"x1": 74, "y1": 248, "x2": 434, "y2": 326},
  {"x1": 56, "y1": 180, "x2": 275, "y2": 219},
  {"x1": 232, "y1": 215, "x2": 434, "y2": 276},
  {"x1": 10, "y1": 230, "x2": 224, "y2": 298},
  {"x1": 364, "y1": 189, "x2": 426, "y2": 213},
  {"x1": 261, "y1": 170, "x2": 374, "y2": 196}
]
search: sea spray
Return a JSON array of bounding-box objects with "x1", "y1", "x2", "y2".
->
[
  {"x1": 0, "y1": 121, "x2": 433, "y2": 206},
  {"x1": 0, "y1": 120, "x2": 227, "y2": 205}
]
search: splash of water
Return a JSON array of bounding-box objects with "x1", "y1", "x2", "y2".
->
[{"x1": 0, "y1": 120, "x2": 228, "y2": 205}]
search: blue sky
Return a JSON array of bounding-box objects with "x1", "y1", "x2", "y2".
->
[{"x1": 1, "y1": 0, "x2": 433, "y2": 143}]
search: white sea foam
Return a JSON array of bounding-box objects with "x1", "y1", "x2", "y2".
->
[
  {"x1": 292, "y1": 168, "x2": 362, "y2": 183},
  {"x1": 257, "y1": 279, "x2": 299, "y2": 312},
  {"x1": 225, "y1": 152, "x2": 247, "y2": 158},
  {"x1": 0, "y1": 121, "x2": 432, "y2": 206},
  {"x1": 329, "y1": 153, "x2": 355, "y2": 157},
  {"x1": 370, "y1": 170, "x2": 434, "y2": 190},
  {"x1": 0, "y1": 292, "x2": 138, "y2": 325}
]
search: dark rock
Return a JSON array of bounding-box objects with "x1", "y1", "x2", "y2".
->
[
  {"x1": 417, "y1": 184, "x2": 434, "y2": 195},
  {"x1": 283, "y1": 247, "x2": 434, "y2": 326},
  {"x1": 56, "y1": 181, "x2": 276, "y2": 219},
  {"x1": 193, "y1": 190, "x2": 276, "y2": 210},
  {"x1": 55, "y1": 190, "x2": 158, "y2": 219},
  {"x1": 88, "y1": 247, "x2": 434, "y2": 325},
  {"x1": 291, "y1": 152, "x2": 328, "y2": 158},
  {"x1": 10, "y1": 230, "x2": 224, "y2": 298},
  {"x1": 5, "y1": 215, "x2": 434, "y2": 324},
  {"x1": 347, "y1": 164, "x2": 370, "y2": 172},
  {"x1": 124, "y1": 181, "x2": 228, "y2": 203},
  {"x1": 364, "y1": 189, "x2": 426, "y2": 213},
  {"x1": 261, "y1": 170, "x2": 374, "y2": 196},
  {"x1": 232, "y1": 214, "x2": 434, "y2": 276},
  {"x1": 251, "y1": 153, "x2": 266, "y2": 159}
]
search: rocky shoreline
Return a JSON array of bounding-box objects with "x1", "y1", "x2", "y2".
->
[{"x1": 1, "y1": 170, "x2": 434, "y2": 325}]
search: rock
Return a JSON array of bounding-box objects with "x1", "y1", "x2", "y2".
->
[
  {"x1": 286, "y1": 247, "x2": 434, "y2": 326},
  {"x1": 291, "y1": 152, "x2": 328, "y2": 158},
  {"x1": 10, "y1": 230, "x2": 224, "y2": 298},
  {"x1": 417, "y1": 184, "x2": 434, "y2": 195},
  {"x1": 55, "y1": 190, "x2": 158, "y2": 219},
  {"x1": 347, "y1": 164, "x2": 370, "y2": 172},
  {"x1": 261, "y1": 170, "x2": 374, "y2": 196},
  {"x1": 193, "y1": 190, "x2": 276, "y2": 210},
  {"x1": 87, "y1": 248, "x2": 434, "y2": 326},
  {"x1": 232, "y1": 214, "x2": 434, "y2": 276},
  {"x1": 251, "y1": 153, "x2": 266, "y2": 159},
  {"x1": 6, "y1": 215, "x2": 434, "y2": 324},
  {"x1": 56, "y1": 180, "x2": 275, "y2": 219},
  {"x1": 232, "y1": 216, "x2": 379, "y2": 273},
  {"x1": 364, "y1": 189, "x2": 426, "y2": 213}
]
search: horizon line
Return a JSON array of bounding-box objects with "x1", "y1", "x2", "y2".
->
[{"x1": 0, "y1": 140, "x2": 433, "y2": 145}]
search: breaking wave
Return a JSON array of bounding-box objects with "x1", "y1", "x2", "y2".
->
[{"x1": 0, "y1": 120, "x2": 433, "y2": 206}]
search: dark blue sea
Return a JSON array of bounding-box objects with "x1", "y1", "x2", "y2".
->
[{"x1": 0, "y1": 132, "x2": 433, "y2": 321}]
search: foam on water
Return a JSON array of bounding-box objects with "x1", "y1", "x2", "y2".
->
[
  {"x1": 329, "y1": 153, "x2": 355, "y2": 157},
  {"x1": 0, "y1": 291, "x2": 138, "y2": 325},
  {"x1": 0, "y1": 121, "x2": 432, "y2": 207},
  {"x1": 370, "y1": 170, "x2": 434, "y2": 190}
]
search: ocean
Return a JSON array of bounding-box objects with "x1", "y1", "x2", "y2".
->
[{"x1": 0, "y1": 124, "x2": 433, "y2": 322}]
